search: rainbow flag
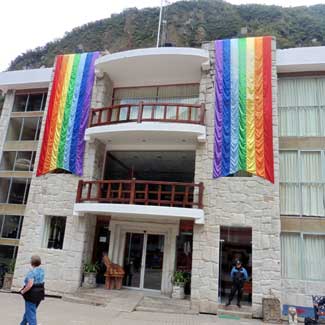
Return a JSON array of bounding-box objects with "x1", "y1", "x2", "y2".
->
[
  {"x1": 213, "y1": 36, "x2": 274, "y2": 183},
  {"x1": 37, "y1": 52, "x2": 99, "y2": 176}
]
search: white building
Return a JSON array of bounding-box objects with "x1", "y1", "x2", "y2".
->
[{"x1": 0, "y1": 40, "x2": 324, "y2": 318}]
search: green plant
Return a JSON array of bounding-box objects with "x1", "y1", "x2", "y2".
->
[
  {"x1": 172, "y1": 271, "x2": 188, "y2": 285},
  {"x1": 83, "y1": 261, "x2": 99, "y2": 273},
  {"x1": 7, "y1": 260, "x2": 16, "y2": 274}
]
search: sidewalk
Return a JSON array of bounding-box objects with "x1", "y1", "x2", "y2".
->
[{"x1": 1, "y1": 292, "x2": 265, "y2": 325}]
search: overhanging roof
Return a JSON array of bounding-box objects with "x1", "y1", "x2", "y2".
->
[
  {"x1": 95, "y1": 47, "x2": 209, "y2": 87},
  {"x1": 277, "y1": 46, "x2": 325, "y2": 73},
  {"x1": 0, "y1": 68, "x2": 52, "y2": 92}
]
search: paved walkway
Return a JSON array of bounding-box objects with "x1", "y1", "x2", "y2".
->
[{"x1": 1, "y1": 292, "x2": 266, "y2": 325}]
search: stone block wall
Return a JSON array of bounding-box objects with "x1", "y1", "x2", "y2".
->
[
  {"x1": 0, "y1": 90, "x2": 14, "y2": 159},
  {"x1": 191, "y1": 39, "x2": 281, "y2": 317},
  {"x1": 12, "y1": 70, "x2": 111, "y2": 295}
]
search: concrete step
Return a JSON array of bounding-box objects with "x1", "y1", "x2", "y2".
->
[
  {"x1": 62, "y1": 294, "x2": 107, "y2": 307},
  {"x1": 135, "y1": 305, "x2": 197, "y2": 315},
  {"x1": 136, "y1": 295, "x2": 196, "y2": 315},
  {"x1": 217, "y1": 305, "x2": 252, "y2": 319}
]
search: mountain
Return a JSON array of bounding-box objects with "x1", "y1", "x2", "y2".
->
[{"x1": 8, "y1": 0, "x2": 325, "y2": 71}]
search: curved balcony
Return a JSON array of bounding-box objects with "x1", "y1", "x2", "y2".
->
[
  {"x1": 74, "y1": 179, "x2": 205, "y2": 224},
  {"x1": 84, "y1": 102, "x2": 206, "y2": 147}
]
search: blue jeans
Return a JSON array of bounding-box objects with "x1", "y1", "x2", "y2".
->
[{"x1": 20, "y1": 300, "x2": 37, "y2": 325}]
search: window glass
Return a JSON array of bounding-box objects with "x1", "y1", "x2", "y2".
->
[
  {"x1": 26, "y1": 94, "x2": 45, "y2": 111},
  {"x1": 46, "y1": 216, "x2": 66, "y2": 249},
  {"x1": 278, "y1": 77, "x2": 325, "y2": 136},
  {"x1": 7, "y1": 178, "x2": 30, "y2": 204},
  {"x1": 6, "y1": 117, "x2": 42, "y2": 141},
  {"x1": 13, "y1": 95, "x2": 28, "y2": 112},
  {"x1": 12, "y1": 93, "x2": 47, "y2": 112},
  {"x1": 281, "y1": 233, "x2": 301, "y2": 279},
  {"x1": 0, "y1": 152, "x2": 16, "y2": 171},
  {"x1": 2, "y1": 215, "x2": 21, "y2": 239},
  {"x1": 280, "y1": 150, "x2": 325, "y2": 217},
  {"x1": 0, "y1": 245, "x2": 16, "y2": 267},
  {"x1": 0, "y1": 152, "x2": 35, "y2": 171},
  {"x1": 0, "y1": 178, "x2": 10, "y2": 203}
]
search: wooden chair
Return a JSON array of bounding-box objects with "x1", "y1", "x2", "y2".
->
[{"x1": 102, "y1": 255, "x2": 125, "y2": 290}]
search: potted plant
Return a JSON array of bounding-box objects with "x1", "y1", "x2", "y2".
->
[
  {"x1": 172, "y1": 271, "x2": 187, "y2": 299},
  {"x1": 82, "y1": 261, "x2": 99, "y2": 289},
  {"x1": 2, "y1": 260, "x2": 15, "y2": 291}
]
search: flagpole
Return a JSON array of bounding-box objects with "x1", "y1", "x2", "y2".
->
[{"x1": 156, "y1": 0, "x2": 163, "y2": 47}]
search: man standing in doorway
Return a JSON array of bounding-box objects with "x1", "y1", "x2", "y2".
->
[{"x1": 226, "y1": 260, "x2": 248, "y2": 308}]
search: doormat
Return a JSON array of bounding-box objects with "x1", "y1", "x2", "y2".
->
[{"x1": 218, "y1": 314, "x2": 240, "y2": 320}]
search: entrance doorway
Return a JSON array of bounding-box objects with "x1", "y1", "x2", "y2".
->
[
  {"x1": 219, "y1": 226, "x2": 252, "y2": 305},
  {"x1": 123, "y1": 232, "x2": 164, "y2": 291},
  {"x1": 92, "y1": 217, "x2": 110, "y2": 284}
]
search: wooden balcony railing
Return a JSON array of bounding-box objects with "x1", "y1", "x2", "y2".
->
[
  {"x1": 89, "y1": 102, "x2": 205, "y2": 127},
  {"x1": 76, "y1": 179, "x2": 204, "y2": 209}
]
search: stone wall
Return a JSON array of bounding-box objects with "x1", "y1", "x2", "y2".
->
[
  {"x1": 0, "y1": 90, "x2": 14, "y2": 160},
  {"x1": 12, "y1": 71, "x2": 110, "y2": 295},
  {"x1": 191, "y1": 39, "x2": 281, "y2": 318}
]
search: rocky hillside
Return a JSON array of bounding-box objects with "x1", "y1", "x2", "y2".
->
[{"x1": 9, "y1": 0, "x2": 325, "y2": 70}]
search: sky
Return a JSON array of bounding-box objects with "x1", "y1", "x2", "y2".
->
[{"x1": 1, "y1": 0, "x2": 325, "y2": 71}]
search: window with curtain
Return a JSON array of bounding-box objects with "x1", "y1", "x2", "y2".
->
[
  {"x1": 278, "y1": 77, "x2": 325, "y2": 136},
  {"x1": 280, "y1": 150, "x2": 325, "y2": 217},
  {"x1": 113, "y1": 84, "x2": 200, "y2": 121},
  {"x1": 281, "y1": 233, "x2": 301, "y2": 279},
  {"x1": 303, "y1": 234, "x2": 325, "y2": 281}
]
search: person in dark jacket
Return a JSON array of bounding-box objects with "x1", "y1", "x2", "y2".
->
[
  {"x1": 225, "y1": 260, "x2": 248, "y2": 308},
  {"x1": 20, "y1": 255, "x2": 45, "y2": 325}
]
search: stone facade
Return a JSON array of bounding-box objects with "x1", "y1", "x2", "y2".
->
[
  {"x1": 0, "y1": 91, "x2": 14, "y2": 154},
  {"x1": 191, "y1": 40, "x2": 281, "y2": 318},
  {"x1": 12, "y1": 71, "x2": 110, "y2": 295}
]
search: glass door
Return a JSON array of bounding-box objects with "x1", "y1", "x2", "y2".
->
[
  {"x1": 143, "y1": 234, "x2": 164, "y2": 290},
  {"x1": 123, "y1": 233, "x2": 144, "y2": 288},
  {"x1": 123, "y1": 232, "x2": 165, "y2": 291}
]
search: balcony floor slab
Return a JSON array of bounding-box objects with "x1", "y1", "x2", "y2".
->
[{"x1": 73, "y1": 203, "x2": 204, "y2": 224}]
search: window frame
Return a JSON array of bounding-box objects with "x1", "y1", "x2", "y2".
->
[
  {"x1": 12, "y1": 92, "x2": 47, "y2": 113},
  {"x1": 0, "y1": 215, "x2": 24, "y2": 239},
  {"x1": 278, "y1": 76, "x2": 325, "y2": 137},
  {"x1": 43, "y1": 216, "x2": 67, "y2": 250},
  {"x1": 280, "y1": 149, "x2": 325, "y2": 217},
  {"x1": 6, "y1": 116, "x2": 43, "y2": 142},
  {"x1": 281, "y1": 232, "x2": 325, "y2": 281}
]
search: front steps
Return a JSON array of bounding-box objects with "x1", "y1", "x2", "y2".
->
[
  {"x1": 217, "y1": 304, "x2": 253, "y2": 319},
  {"x1": 135, "y1": 295, "x2": 197, "y2": 315}
]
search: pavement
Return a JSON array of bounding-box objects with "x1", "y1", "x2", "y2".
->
[{"x1": 0, "y1": 291, "x2": 267, "y2": 325}]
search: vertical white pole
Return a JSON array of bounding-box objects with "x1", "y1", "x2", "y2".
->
[{"x1": 156, "y1": 0, "x2": 163, "y2": 47}]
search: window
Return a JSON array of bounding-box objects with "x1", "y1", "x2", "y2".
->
[
  {"x1": 281, "y1": 233, "x2": 325, "y2": 281},
  {"x1": 13, "y1": 92, "x2": 47, "y2": 112},
  {"x1": 0, "y1": 245, "x2": 17, "y2": 267},
  {"x1": 44, "y1": 216, "x2": 66, "y2": 249},
  {"x1": 6, "y1": 117, "x2": 42, "y2": 141},
  {"x1": 0, "y1": 151, "x2": 36, "y2": 171},
  {"x1": 0, "y1": 215, "x2": 23, "y2": 239},
  {"x1": 113, "y1": 85, "x2": 200, "y2": 121},
  {"x1": 280, "y1": 150, "x2": 325, "y2": 217},
  {"x1": 0, "y1": 178, "x2": 30, "y2": 204},
  {"x1": 278, "y1": 77, "x2": 325, "y2": 136}
]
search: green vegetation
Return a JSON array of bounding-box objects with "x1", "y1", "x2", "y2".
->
[
  {"x1": 83, "y1": 261, "x2": 99, "y2": 273},
  {"x1": 8, "y1": 0, "x2": 325, "y2": 70}
]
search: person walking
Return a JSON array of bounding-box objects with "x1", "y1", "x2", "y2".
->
[
  {"x1": 20, "y1": 255, "x2": 45, "y2": 325},
  {"x1": 225, "y1": 260, "x2": 248, "y2": 308}
]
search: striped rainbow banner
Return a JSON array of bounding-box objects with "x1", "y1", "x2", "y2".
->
[
  {"x1": 213, "y1": 36, "x2": 274, "y2": 183},
  {"x1": 37, "y1": 52, "x2": 99, "y2": 176}
]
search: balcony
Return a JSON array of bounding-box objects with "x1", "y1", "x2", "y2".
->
[
  {"x1": 85, "y1": 102, "x2": 206, "y2": 147},
  {"x1": 74, "y1": 179, "x2": 205, "y2": 224}
]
